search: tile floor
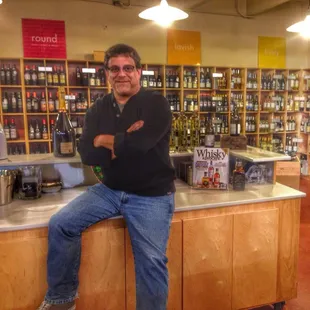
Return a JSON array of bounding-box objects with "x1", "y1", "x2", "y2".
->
[{"x1": 253, "y1": 177, "x2": 310, "y2": 310}]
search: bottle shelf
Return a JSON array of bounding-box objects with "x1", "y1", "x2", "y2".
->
[
  {"x1": 1, "y1": 59, "x2": 309, "y2": 155},
  {"x1": 7, "y1": 140, "x2": 25, "y2": 143},
  {"x1": 2, "y1": 113, "x2": 24, "y2": 116},
  {"x1": 28, "y1": 139, "x2": 50, "y2": 143}
]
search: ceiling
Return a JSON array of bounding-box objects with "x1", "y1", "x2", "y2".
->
[{"x1": 82, "y1": 0, "x2": 309, "y2": 16}]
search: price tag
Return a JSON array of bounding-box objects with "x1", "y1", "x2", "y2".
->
[
  {"x1": 288, "y1": 75, "x2": 296, "y2": 80},
  {"x1": 142, "y1": 70, "x2": 155, "y2": 76},
  {"x1": 38, "y1": 67, "x2": 53, "y2": 72},
  {"x1": 272, "y1": 97, "x2": 281, "y2": 101},
  {"x1": 304, "y1": 75, "x2": 310, "y2": 79},
  {"x1": 274, "y1": 75, "x2": 282, "y2": 79},
  {"x1": 213, "y1": 73, "x2": 223, "y2": 78},
  {"x1": 82, "y1": 68, "x2": 96, "y2": 73},
  {"x1": 65, "y1": 95, "x2": 76, "y2": 100},
  {"x1": 293, "y1": 138, "x2": 303, "y2": 143}
]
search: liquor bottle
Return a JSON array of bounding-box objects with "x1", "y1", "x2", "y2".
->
[
  {"x1": 53, "y1": 87, "x2": 76, "y2": 157},
  {"x1": 205, "y1": 117, "x2": 215, "y2": 147},
  {"x1": 95, "y1": 70, "x2": 101, "y2": 86},
  {"x1": 53, "y1": 66, "x2": 59, "y2": 86},
  {"x1": 2, "y1": 92, "x2": 8, "y2": 113},
  {"x1": 55, "y1": 92, "x2": 60, "y2": 112},
  {"x1": 35, "y1": 120, "x2": 41, "y2": 140},
  {"x1": 48, "y1": 92, "x2": 55, "y2": 112},
  {"x1": 6, "y1": 64, "x2": 12, "y2": 85},
  {"x1": 208, "y1": 161, "x2": 214, "y2": 183},
  {"x1": 82, "y1": 70, "x2": 88, "y2": 86},
  {"x1": 206, "y1": 68, "x2": 212, "y2": 89},
  {"x1": 39, "y1": 92, "x2": 46, "y2": 113},
  {"x1": 230, "y1": 104, "x2": 241, "y2": 136},
  {"x1": 9, "y1": 118, "x2": 17, "y2": 140},
  {"x1": 232, "y1": 158, "x2": 245, "y2": 191},
  {"x1": 201, "y1": 171, "x2": 210, "y2": 188},
  {"x1": 11, "y1": 93, "x2": 17, "y2": 113},
  {"x1": 76, "y1": 118, "x2": 83, "y2": 139},
  {"x1": 157, "y1": 74, "x2": 162, "y2": 88},
  {"x1": 12, "y1": 64, "x2": 18, "y2": 85},
  {"x1": 3, "y1": 119, "x2": 10, "y2": 140},
  {"x1": 90, "y1": 73, "x2": 96, "y2": 86},
  {"x1": 76, "y1": 67, "x2": 82, "y2": 86},
  {"x1": 213, "y1": 168, "x2": 220, "y2": 188},
  {"x1": 0, "y1": 64, "x2": 5, "y2": 84},
  {"x1": 31, "y1": 65, "x2": 38, "y2": 85},
  {"x1": 29, "y1": 121, "x2": 35, "y2": 140},
  {"x1": 38, "y1": 68, "x2": 46, "y2": 86},
  {"x1": 47, "y1": 69, "x2": 53, "y2": 86},
  {"x1": 26, "y1": 92, "x2": 32, "y2": 112},
  {"x1": 24, "y1": 65, "x2": 31, "y2": 85},
  {"x1": 50, "y1": 119, "x2": 55, "y2": 140},
  {"x1": 59, "y1": 66, "x2": 66, "y2": 86},
  {"x1": 32, "y1": 92, "x2": 39, "y2": 113},
  {"x1": 42, "y1": 119, "x2": 49, "y2": 140}
]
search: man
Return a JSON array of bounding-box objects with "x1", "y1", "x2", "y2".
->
[{"x1": 37, "y1": 44, "x2": 176, "y2": 310}]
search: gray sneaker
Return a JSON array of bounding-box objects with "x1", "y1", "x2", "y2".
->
[{"x1": 37, "y1": 301, "x2": 76, "y2": 310}]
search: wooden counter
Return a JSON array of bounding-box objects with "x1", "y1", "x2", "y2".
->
[{"x1": 0, "y1": 181, "x2": 305, "y2": 310}]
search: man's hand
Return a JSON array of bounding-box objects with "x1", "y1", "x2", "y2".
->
[
  {"x1": 94, "y1": 134, "x2": 114, "y2": 149},
  {"x1": 127, "y1": 120, "x2": 144, "y2": 133}
]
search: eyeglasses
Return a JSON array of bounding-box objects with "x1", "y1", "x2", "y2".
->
[{"x1": 108, "y1": 65, "x2": 136, "y2": 74}]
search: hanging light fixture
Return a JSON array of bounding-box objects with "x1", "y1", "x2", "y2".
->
[
  {"x1": 138, "y1": 0, "x2": 188, "y2": 28},
  {"x1": 287, "y1": 0, "x2": 310, "y2": 38}
]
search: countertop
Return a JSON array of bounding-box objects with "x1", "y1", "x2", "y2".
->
[
  {"x1": 230, "y1": 146, "x2": 291, "y2": 162},
  {"x1": 0, "y1": 146, "x2": 291, "y2": 167},
  {"x1": 0, "y1": 152, "x2": 193, "y2": 167},
  {"x1": 0, "y1": 180, "x2": 305, "y2": 232}
]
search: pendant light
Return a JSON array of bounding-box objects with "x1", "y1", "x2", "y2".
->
[
  {"x1": 287, "y1": 0, "x2": 310, "y2": 38},
  {"x1": 138, "y1": 0, "x2": 188, "y2": 28}
]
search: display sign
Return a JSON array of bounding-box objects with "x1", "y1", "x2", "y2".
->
[
  {"x1": 22, "y1": 18, "x2": 67, "y2": 59},
  {"x1": 167, "y1": 29, "x2": 201, "y2": 65},
  {"x1": 192, "y1": 147, "x2": 229, "y2": 190},
  {"x1": 258, "y1": 36, "x2": 286, "y2": 69}
]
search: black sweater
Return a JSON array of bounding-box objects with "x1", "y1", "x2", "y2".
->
[{"x1": 78, "y1": 89, "x2": 176, "y2": 196}]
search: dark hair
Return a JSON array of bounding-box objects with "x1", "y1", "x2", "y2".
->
[{"x1": 104, "y1": 44, "x2": 142, "y2": 69}]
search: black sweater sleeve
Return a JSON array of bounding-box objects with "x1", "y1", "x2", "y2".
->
[
  {"x1": 114, "y1": 94, "x2": 171, "y2": 157},
  {"x1": 77, "y1": 100, "x2": 112, "y2": 167}
]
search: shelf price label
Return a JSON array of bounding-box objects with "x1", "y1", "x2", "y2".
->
[
  {"x1": 293, "y1": 138, "x2": 303, "y2": 143},
  {"x1": 65, "y1": 95, "x2": 76, "y2": 100},
  {"x1": 304, "y1": 75, "x2": 310, "y2": 79},
  {"x1": 273, "y1": 75, "x2": 282, "y2": 79},
  {"x1": 38, "y1": 67, "x2": 53, "y2": 72},
  {"x1": 142, "y1": 70, "x2": 155, "y2": 76},
  {"x1": 213, "y1": 73, "x2": 223, "y2": 78},
  {"x1": 82, "y1": 68, "x2": 96, "y2": 73}
]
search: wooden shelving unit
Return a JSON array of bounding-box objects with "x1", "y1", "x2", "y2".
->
[{"x1": 1, "y1": 58, "x2": 310, "y2": 164}]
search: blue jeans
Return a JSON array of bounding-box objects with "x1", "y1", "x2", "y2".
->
[{"x1": 45, "y1": 183, "x2": 175, "y2": 310}]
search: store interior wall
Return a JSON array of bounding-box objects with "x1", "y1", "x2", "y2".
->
[{"x1": 0, "y1": 0, "x2": 309, "y2": 68}]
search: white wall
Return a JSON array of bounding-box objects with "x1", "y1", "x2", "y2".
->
[{"x1": 0, "y1": 0, "x2": 309, "y2": 68}]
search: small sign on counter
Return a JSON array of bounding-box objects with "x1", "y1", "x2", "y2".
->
[{"x1": 192, "y1": 147, "x2": 229, "y2": 190}]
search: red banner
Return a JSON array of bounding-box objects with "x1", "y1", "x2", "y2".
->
[{"x1": 22, "y1": 18, "x2": 67, "y2": 59}]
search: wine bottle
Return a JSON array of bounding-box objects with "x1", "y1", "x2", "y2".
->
[{"x1": 53, "y1": 87, "x2": 76, "y2": 157}]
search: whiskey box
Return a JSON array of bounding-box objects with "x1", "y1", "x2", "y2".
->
[{"x1": 192, "y1": 147, "x2": 229, "y2": 190}]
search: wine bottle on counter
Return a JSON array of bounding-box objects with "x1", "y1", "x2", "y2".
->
[{"x1": 53, "y1": 87, "x2": 76, "y2": 157}]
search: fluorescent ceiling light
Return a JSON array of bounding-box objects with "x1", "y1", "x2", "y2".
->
[
  {"x1": 138, "y1": 0, "x2": 188, "y2": 28},
  {"x1": 287, "y1": 2, "x2": 310, "y2": 38}
]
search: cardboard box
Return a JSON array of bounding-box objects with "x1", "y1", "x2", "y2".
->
[
  {"x1": 192, "y1": 147, "x2": 229, "y2": 190},
  {"x1": 93, "y1": 51, "x2": 105, "y2": 62}
]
